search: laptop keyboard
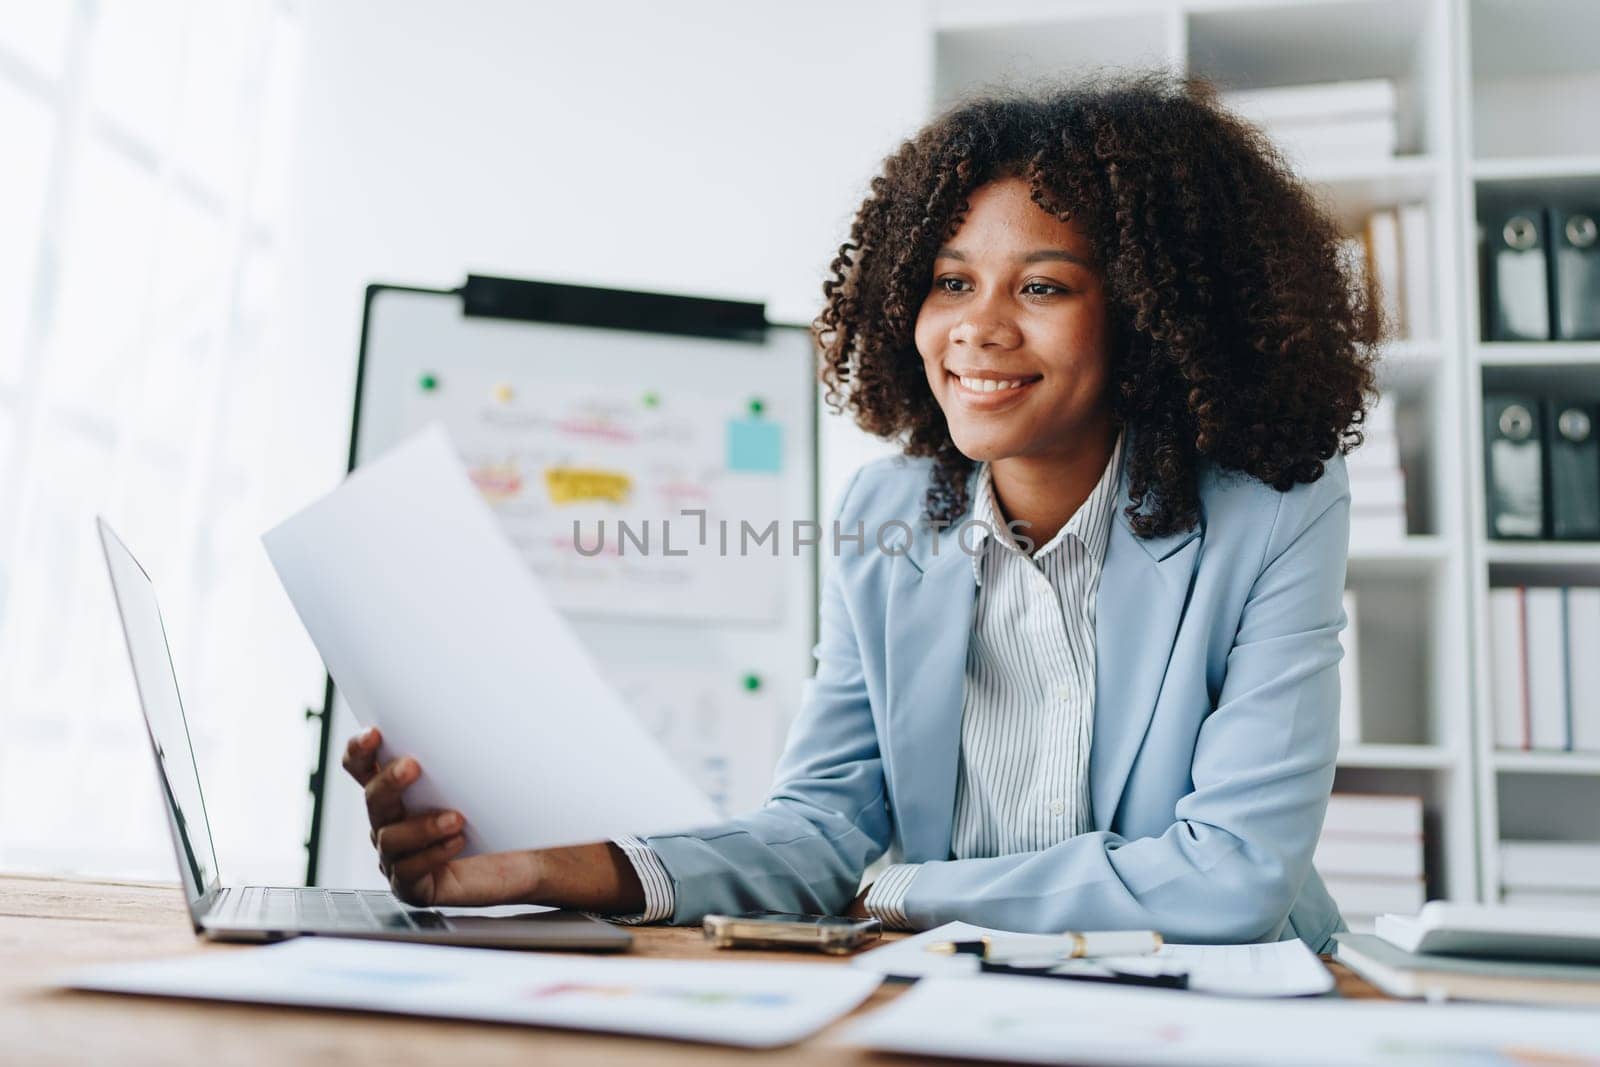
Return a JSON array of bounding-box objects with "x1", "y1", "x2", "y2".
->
[{"x1": 218, "y1": 887, "x2": 449, "y2": 932}]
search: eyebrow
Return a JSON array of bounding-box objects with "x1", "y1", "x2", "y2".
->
[{"x1": 935, "y1": 247, "x2": 1090, "y2": 267}]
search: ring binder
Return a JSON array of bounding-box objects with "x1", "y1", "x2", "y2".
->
[
  {"x1": 1485, "y1": 208, "x2": 1552, "y2": 341},
  {"x1": 1546, "y1": 400, "x2": 1600, "y2": 540},
  {"x1": 1484, "y1": 394, "x2": 1545, "y2": 539},
  {"x1": 1550, "y1": 207, "x2": 1600, "y2": 341}
]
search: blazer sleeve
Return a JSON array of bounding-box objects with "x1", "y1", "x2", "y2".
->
[
  {"x1": 641, "y1": 468, "x2": 892, "y2": 922},
  {"x1": 891, "y1": 466, "x2": 1350, "y2": 944}
]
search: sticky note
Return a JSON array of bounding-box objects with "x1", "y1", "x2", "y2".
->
[
  {"x1": 544, "y1": 467, "x2": 633, "y2": 505},
  {"x1": 727, "y1": 418, "x2": 781, "y2": 474}
]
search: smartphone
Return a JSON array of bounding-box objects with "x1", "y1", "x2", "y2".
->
[{"x1": 702, "y1": 912, "x2": 882, "y2": 955}]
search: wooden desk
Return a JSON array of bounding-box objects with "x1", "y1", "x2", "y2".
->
[{"x1": 0, "y1": 873, "x2": 1382, "y2": 1064}]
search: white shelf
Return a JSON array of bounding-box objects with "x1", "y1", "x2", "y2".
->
[
  {"x1": 1300, "y1": 156, "x2": 1442, "y2": 230},
  {"x1": 1348, "y1": 537, "x2": 1450, "y2": 576},
  {"x1": 1377, "y1": 340, "x2": 1445, "y2": 393},
  {"x1": 1493, "y1": 751, "x2": 1600, "y2": 776},
  {"x1": 1472, "y1": 155, "x2": 1600, "y2": 182},
  {"x1": 1339, "y1": 743, "x2": 1458, "y2": 770},
  {"x1": 1483, "y1": 542, "x2": 1600, "y2": 567},
  {"x1": 1477, "y1": 342, "x2": 1600, "y2": 367}
]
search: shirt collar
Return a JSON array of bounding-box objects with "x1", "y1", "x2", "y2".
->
[{"x1": 968, "y1": 428, "x2": 1126, "y2": 582}]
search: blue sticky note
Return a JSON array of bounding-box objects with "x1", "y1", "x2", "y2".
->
[{"x1": 727, "y1": 417, "x2": 782, "y2": 473}]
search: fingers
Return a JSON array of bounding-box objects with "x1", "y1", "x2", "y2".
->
[
  {"x1": 389, "y1": 834, "x2": 468, "y2": 898},
  {"x1": 400, "y1": 851, "x2": 534, "y2": 908},
  {"x1": 364, "y1": 755, "x2": 419, "y2": 831},
  {"x1": 341, "y1": 727, "x2": 383, "y2": 786},
  {"x1": 375, "y1": 811, "x2": 463, "y2": 868}
]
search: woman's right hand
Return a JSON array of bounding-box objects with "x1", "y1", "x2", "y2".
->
[{"x1": 341, "y1": 727, "x2": 540, "y2": 907}]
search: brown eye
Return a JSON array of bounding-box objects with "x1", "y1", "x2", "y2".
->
[{"x1": 935, "y1": 276, "x2": 970, "y2": 293}]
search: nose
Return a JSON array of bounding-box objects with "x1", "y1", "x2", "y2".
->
[{"x1": 950, "y1": 304, "x2": 1021, "y2": 350}]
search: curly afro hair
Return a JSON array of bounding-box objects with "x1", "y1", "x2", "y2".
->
[{"x1": 813, "y1": 73, "x2": 1381, "y2": 539}]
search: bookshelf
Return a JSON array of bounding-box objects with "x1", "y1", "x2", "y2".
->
[
  {"x1": 1455, "y1": 0, "x2": 1600, "y2": 904},
  {"x1": 917, "y1": 0, "x2": 1600, "y2": 910}
]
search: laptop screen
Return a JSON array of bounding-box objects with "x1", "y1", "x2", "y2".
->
[{"x1": 98, "y1": 519, "x2": 221, "y2": 910}]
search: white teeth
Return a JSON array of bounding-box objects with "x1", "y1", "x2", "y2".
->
[{"x1": 958, "y1": 375, "x2": 1028, "y2": 393}]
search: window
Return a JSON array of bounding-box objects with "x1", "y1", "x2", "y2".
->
[{"x1": 0, "y1": 0, "x2": 308, "y2": 884}]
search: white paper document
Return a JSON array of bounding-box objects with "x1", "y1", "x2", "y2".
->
[
  {"x1": 66, "y1": 938, "x2": 881, "y2": 1048},
  {"x1": 263, "y1": 425, "x2": 719, "y2": 854},
  {"x1": 853, "y1": 921, "x2": 1335, "y2": 997},
  {"x1": 843, "y1": 974, "x2": 1600, "y2": 1066}
]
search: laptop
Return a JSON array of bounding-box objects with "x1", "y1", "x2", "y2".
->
[{"x1": 96, "y1": 516, "x2": 632, "y2": 951}]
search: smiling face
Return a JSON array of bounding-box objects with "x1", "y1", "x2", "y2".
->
[{"x1": 915, "y1": 177, "x2": 1113, "y2": 467}]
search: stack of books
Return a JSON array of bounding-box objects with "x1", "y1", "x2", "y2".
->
[
  {"x1": 1339, "y1": 206, "x2": 1435, "y2": 342},
  {"x1": 1347, "y1": 393, "x2": 1408, "y2": 548},
  {"x1": 1487, "y1": 586, "x2": 1600, "y2": 752},
  {"x1": 1501, "y1": 841, "x2": 1600, "y2": 912},
  {"x1": 1317, "y1": 793, "x2": 1426, "y2": 933},
  {"x1": 1334, "y1": 902, "x2": 1600, "y2": 1005},
  {"x1": 1221, "y1": 78, "x2": 1398, "y2": 168}
]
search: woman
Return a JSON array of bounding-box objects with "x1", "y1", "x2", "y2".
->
[{"x1": 343, "y1": 74, "x2": 1378, "y2": 951}]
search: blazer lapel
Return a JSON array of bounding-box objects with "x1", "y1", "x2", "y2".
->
[
  {"x1": 1090, "y1": 478, "x2": 1204, "y2": 831},
  {"x1": 879, "y1": 452, "x2": 1205, "y2": 852},
  {"x1": 882, "y1": 518, "x2": 976, "y2": 863}
]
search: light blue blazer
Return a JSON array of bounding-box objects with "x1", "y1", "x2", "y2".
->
[{"x1": 646, "y1": 435, "x2": 1351, "y2": 952}]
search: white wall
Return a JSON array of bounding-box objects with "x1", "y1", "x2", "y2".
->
[{"x1": 268, "y1": 1, "x2": 930, "y2": 878}]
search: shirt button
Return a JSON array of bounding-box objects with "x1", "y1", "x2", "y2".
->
[
  {"x1": 1050, "y1": 800, "x2": 1066, "y2": 816},
  {"x1": 1055, "y1": 685, "x2": 1073, "y2": 700}
]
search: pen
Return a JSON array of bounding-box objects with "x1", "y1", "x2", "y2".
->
[
  {"x1": 926, "y1": 930, "x2": 1164, "y2": 961},
  {"x1": 979, "y1": 959, "x2": 1189, "y2": 990}
]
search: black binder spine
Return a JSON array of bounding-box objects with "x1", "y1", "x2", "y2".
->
[
  {"x1": 1549, "y1": 207, "x2": 1600, "y2": 341},
  {"x1": 1484, "y1": 394, "x2": 1546, "y2": 539},
  {"x1": 1485, "y1": 208, "x2": 1552, "y2": 341},
  {"x1": 1546, "y1": 398, "x2": 1600, "y2": 540}
]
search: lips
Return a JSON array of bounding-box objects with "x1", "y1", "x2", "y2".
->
[
  {"x1": 955, "y1": 373, "x2": 1038, "y2": 393},
  {"x1": 947, "y1": 369, "x2": 1043, "y2": 405}
]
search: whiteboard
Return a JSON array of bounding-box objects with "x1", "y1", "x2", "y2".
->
[{"x1": 312, "y1": 282, "x2": 816, "y2": 888}]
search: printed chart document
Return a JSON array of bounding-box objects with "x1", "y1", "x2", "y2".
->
[
  {"x1": 263, "y1": 424, "x2": 719, "y2": 854},
  {"x1": 842, "y1": 974, "x2": 1600, "y2": 1066},
  {"x1": 852, "y1": 921, "x2": 1335, "y2": 996},
  {"x1": 66, "y1": 938, "x2": 880, "y2": 1049}
]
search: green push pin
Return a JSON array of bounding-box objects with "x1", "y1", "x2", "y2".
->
[
  {"x1": 747, "y1": 397, "x2": 765, "y2": 417},
  {"x1": 419, "y1": 372, "x2": 439, "y2": 392},
  {"x1": 742, "y1": 673, "x2": 762, "y2": 692},
  {"x1": 642, "y1": 391, "x2": 660, "y2": 408}
]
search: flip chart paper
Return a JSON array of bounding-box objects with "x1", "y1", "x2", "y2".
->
[
  {"x1": 67, "y1": 937, "x2": 881, "y2": 1048},
  {"x1": 263, "y1": 424, "x2": 719, "y2": 855}
]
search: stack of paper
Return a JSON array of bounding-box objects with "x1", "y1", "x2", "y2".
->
[
  {"x1": 851, "y1": 921, "x2": 1334, "y2": 997},
  {"x1": 1334, "y1": 933, "x2": 1600, "y2": 1007},
  {"x1": 1316, "y1": 794, "x2": 1426, "y2": 933},
  {"x1": 844, "y1": 971, "x2": 1600, "y2": 1064},
  {"x1": 1222, "y1": 79, "x2": 1398, "y2": 167},
  {"x1": 1336, "y1": 903, "x2": 1600, "y2": 1005},
  {"x1": 1501, "y1": 841, "x2": 1600, "y2": 911},
  {"x1": 1346, "y1": 393, "x2": 1408, "y2": 547},
  {"x1": 1488, "y1": 585, "x2": 1600, "y2": 752},
  {"x1": 66, "y1": 938, "x2": 881, "y2": 1048},
  {"x1": 1376, "y1": 901, "x2": 1600, "y2": 960}
]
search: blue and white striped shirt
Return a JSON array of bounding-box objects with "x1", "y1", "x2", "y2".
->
[{"x1": 621, "y1": 430, "x2": 1125, "y2": 927}]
